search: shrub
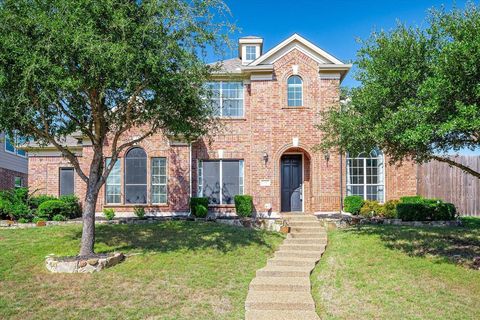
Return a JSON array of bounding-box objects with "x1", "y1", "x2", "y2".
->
[
  {"x1": 344, "y1": 196, "x2": 364, "y2": 215},
  {"x1": 190, "y1": 197, "x2": 209, "y2": 216},
  {"x1": 434, "y1": 202, "x2": 457, "y2": 220},
  {"x1": 359, "y1": 200, "x2": 385, "y2": 218},
  {"x1": 0, "y1": 199, "x2": 12, "y2": 219},
  {"x1": 103, "y1": 208, "x2": 115, "y2": 220},
  {"x1": 195, "y1": 204, "x2": 208, "y2": 218},
  {"x1": 384, "y1": 200, "x2": 400, "y2": 218},
  {"x1": 52, "y1": 214, "x2": 67, "y2": 221},
  {"x1": 29, "y1": 195, "x2": 57, "y2": 209},
  {"x1": 18, "y1": 218, "x2": 30, "y2": 223},
  {"x1": 234, "y1": 195, "x2": 253, "y2": 217},
  {"x1": 59, "y1": 194, "x2": 82, "y2": 218},
  {"x1": 37, "y1": 200, "x2": 69, "y2": 220},
  {"x1": 32, "y1": 217, "x2": 46, "y2": 223},
  {"x1": 134, "y1": 206, "x2": 146, "y2": 219},
  {"x1": 400, "y1": 195, "x2": 424, "y2": 203},
  {"x1": 10, "y1": 202, "x2": 32, "y2": 220},
  {"x1": 397, "y1": 199, "x2": 456, "y2": 221},
  {"x1": 12, "y1": 187, "x2": 29, "y2": 204}
]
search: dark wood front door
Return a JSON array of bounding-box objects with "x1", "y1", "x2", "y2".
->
[{"x1": 281, "y1": 155, "x2": 303, "y2": 212}]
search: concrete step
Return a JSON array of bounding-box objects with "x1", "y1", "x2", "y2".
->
[
  {"x1": 267, "y1": 256, "x2": 317, "y2": 268},
  {"x1": 275, "y1": 249, "x2": 324, "y2": 259},
  {"x1": 284, "y1": 238, "x2": 327, "y2": 245},
  {"x1": 256, "y1": 266, "x2": 312, "y2": 277},
  {"x1": 249, "y1": 276, "x2": 311, "y2": 292},
  {"x1": 245, "y1": 290, "x2": 315, "y2": 311},
  {"x1": 288, "y1": 232, "x2": 327, "y2": 239},
  {"x1": 290, "y1": 226, "x2": 324, "y2": 233},
  {"x1": 280, "y1": 243, "x2": 326, "y2": 252},
  {"x1": 246, "y1": 310, "x2": 320, "y2": 320},
  {"x1": 287, "y1": 221, "x2": 321, "y2": 227}
]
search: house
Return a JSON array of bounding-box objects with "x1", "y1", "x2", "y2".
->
[
  {"x1": 0, "y1": 132, "x2": 28, "y2": 190},
  {"x1": 25, "y1": 34, "x2": 417, "y2": 217}
]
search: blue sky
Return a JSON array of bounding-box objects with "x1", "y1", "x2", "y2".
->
[{"x1": 213, "y1": 0, "x2": 478, "y2": 155}]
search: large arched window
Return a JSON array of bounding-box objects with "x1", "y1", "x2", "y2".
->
[
  {"x1": 346, "y1": 149, "x2": 385, "y2": 202},
  {"x1": 287, "y1": 75, "x2": 303, "y2": 107},
  {"x1": 125, "y1": 147, "x2": 147, "y2": 204}
]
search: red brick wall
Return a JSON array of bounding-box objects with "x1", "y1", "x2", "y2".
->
[
  {"x1": 0, "y1": 168, "x2": 27, "y2": 190},
  {"x1": 27, "y1": 48, "x2": 418, "y2": 215}
]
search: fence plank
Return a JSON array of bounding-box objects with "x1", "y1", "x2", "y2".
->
[{"x1": 418, "y1": 156, "x2": 480, "y2": 216}]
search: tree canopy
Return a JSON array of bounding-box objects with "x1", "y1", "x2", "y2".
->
[
  {"x1": 318, "y1": 3, "x2": 480, "y2": 179},
  {"x1": 0, "y1": 0, "x2": 233, "y2": 255}
]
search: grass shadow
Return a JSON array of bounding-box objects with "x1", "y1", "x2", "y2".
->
[
  {"x1": 343, "y1": 217, "x2": 480, "y2": 268},
  {"x1": 72, "y1": 220, "x2": 281, "y2": 254}
]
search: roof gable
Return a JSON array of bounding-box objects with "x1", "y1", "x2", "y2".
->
[{"x1": 250, "y1": 33, "x2": 344, "y2": 66}]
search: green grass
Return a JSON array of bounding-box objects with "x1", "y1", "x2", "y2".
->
[
  {"x1": 0, "y1": 221, "x2": 284, "y2": 320},
  {"x1": 311, "y1": 217, "x2": 480, "y2": 320}
]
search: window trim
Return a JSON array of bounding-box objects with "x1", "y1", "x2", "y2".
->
[
  {"x1": 287, "y1": 75, "x2": 303, "y2": 107},
  {"x1": 198, "y1": 159, "x2": 244, "y2": 205},
  {"x1": 206, "y1": 81, "x2": 245, "y2": 118},
  {"x1": 346, "y1": 151, "x2": 385, "y2": 202},
  {"x1": 151, "y1": 157, "x2": 168, "y2": 205},
  {"x1": 105, "y1": 158, "x2": 122, "y2": 205},
  {"x1": 59, "y1": 167, "x2": 75, "y2": 196}
]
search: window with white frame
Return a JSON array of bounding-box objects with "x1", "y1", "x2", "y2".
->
[
  {"x1": 124, "y1": 147, "x2": 148, "y2": 204},
  {"x1": 151, "y1": 157, "x2": 167, "y2": 204},
  {"x1": 287, "y1": 75, "x2": 303, "y2": 107},
  {"x1": 245, "y1": 45, "x2": 256, "y2": 60},
  {"x1": 346, "y1": 149, "x2": 384, "y2": 202},
  {"x1": 105, "y1": 158, "x2": 121, "y2": 204},
  {"x1": 198, "y1": 160, "x2": 244, "y2": 205},
  {"x1": 14, "y1": 177, "x2": 23, "y2": 188},
  {"x1": 4, "y1": 134, "x2": 26, "y2": 157},
  {"x1": 205, "y1": 81, "x2": 244, "y2": 117}
]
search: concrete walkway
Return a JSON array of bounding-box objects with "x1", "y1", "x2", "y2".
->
[{"x1": 245, "y1": 214, "x2": 327, "y2": 320}]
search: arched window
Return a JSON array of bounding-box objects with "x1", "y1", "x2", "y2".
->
[
  {"x1": 125, "y1": 147, "x2": 147, "y2": 204},
  {"x1": 346, "y1": 149, "x2": 385, "y2": 202},
  {"x1": 287, "y1": 75, "x2": 303, "y2": 107}
]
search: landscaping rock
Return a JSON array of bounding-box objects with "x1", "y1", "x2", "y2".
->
[{"x1": 45, "y1": 252, "x2": 124, "y2": 273}]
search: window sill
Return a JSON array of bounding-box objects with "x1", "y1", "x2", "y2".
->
[
  {"x1": 218, "y1": 117, "x2": 247, "y2": 121},
  {"x1": 281, "y1": 106, "x2": 308, "y2": 110}
]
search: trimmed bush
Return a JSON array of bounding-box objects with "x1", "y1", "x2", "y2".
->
[
  {"x1": 234, "y1": 195, "x2": 253, "y2": 218},
  {"x1": 59, "y1": 195, "x2": 82, "y2": 218},
  {"x1": 37, "y1": 200, "x2": 69, "y2": 220},
  {"x1": 359, "y1": 200, "x2": 385, "y2": 218},
  {"x1": 103, "y1": 208, "x2": 115, "y2": 220},
  {"x1": 384, "y1": 200, "x2": 400, "y2": 218},
  {"x1": 397, "y1": 198, "x2": 456, "y2": 221},
  {"x1": 195, "y1": 204, "x2": 208, "y2": 218},
  {"x1": 344, "y1": 196, "x2": 364, "y2": 215},
  {"x1": 0, "y1": 199, "x2": 12, "y2": 219},
  {"x1": 190, "y1": 197, "x2": 209, "y2": 216},
  {"x1": 32, "y1": 217, "x2": 46, "y2": 223},
  {"x1": 400, "y1": 196, "x2": 423, "y2": 203},
  {"x1": 134, "y1": 206, "x2": 146, "y2": 219},
  {"x1": 18, "y1": 218, "x2": 30, "y2": 223},
  {"x1": 29, "y1": 195, "x2": 57, "y2": 209},
  {"x1": 52, "y1": 214, "x2": 67, "y2": 221}
]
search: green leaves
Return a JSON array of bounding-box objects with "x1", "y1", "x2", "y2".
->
[{"x1": 318, "y1": 3, "x2": 480, "y2": 176}]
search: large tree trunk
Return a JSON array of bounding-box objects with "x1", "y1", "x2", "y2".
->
[{"x1": 79, "y1": 149, "x2": 104, "y2": 256}]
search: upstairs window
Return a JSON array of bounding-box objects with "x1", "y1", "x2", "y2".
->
[
  {"x1": 287, "y1": 75, "x2": 303, "y2": 107},
  {"x1": 124, "y1": 147, "x2": 147, "y2": 204},
  {"x1": 346, "y1": 149, "x2": 385, "y2": 202},
  {"x1": 245, "y1": 45, "x2": 256, "y2": 61},
  {"x1": 4, "y1": 134, "x2": 26, "y2": 157},
  {"x1": 205, "y1": 81, "x2": 244, "y2": 117}
]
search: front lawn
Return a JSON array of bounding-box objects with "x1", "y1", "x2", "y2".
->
[
  {"x1": 311, "y1": 217, "x2": 480, "y2": 320},
  {"x1": 0, "y1": 221, "x2": 284, "y2": 319}
]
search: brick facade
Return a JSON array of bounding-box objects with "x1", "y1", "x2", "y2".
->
[
  {"x1": 27, "y1": 35, "x2": 418, "y2": 216},
  {"x1": 0, "y1": 167, "x2": 27, "y2": 190}
]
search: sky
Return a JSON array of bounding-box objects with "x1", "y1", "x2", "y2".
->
[{"x1": 212, "y1": 0, "x2": 478, "y2": 155}]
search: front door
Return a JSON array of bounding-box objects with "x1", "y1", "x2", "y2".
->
[{"x1": 281, "y1": 155, "x2": 303, "y2": 212}]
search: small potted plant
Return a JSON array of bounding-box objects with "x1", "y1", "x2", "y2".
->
[{"x1": 280, "y1": 220, "x2": 290, "y2": 234}]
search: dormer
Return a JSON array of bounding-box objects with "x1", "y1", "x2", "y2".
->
[{"x1": 238, "y1": 36, "x2": 263, "y2": 65}]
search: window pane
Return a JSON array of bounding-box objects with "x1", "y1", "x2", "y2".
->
[
  {"x1": 221, "y1": 82, "x2": 244, "y2": 117},
  {"x1": 106, "y1": 159, "x2": 121, "y2": 204},
  {"x1": 151, "y1": 158, "x2": 167, "y2": 204},
  {"x1": 202, "y1": 161, "x2": 220, "y2": 205},
  {"x1": 222, "y1": 161, "x2": 241, "y2": 204},
  {"x1": 246, "y1": 45, "x2": 256, "y2": 60},
  {"x1": 346, "y1": 151, "x2": 384, "y2": 202},
  {"x1": 60, "y1": 168, "x2": 74, "y2": 196},
  {"x1": 5, "y1": 136, "x2": 15, "y2": 153},
  {"x1": 14, "y1": 177, "x2": 22, "y2": 188},
  {"x1": 125, "y1": 148, "x2": 147, "y2": 204}
]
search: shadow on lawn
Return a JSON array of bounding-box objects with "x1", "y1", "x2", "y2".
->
[
  {"x1": 72, "y1": 220, "x2": 280, "y2": 254},
  {"x1": 345, "y1": 217, "x2": 480, "y2": 268}
]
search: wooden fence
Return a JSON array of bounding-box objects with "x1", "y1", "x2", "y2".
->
[{"x1": 417, "y1": 156, "x2": 480, "y2": 216}]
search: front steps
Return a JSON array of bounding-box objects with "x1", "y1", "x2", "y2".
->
[{"x1": 245, "y1": 214, "x2": 326, "y2": 320}]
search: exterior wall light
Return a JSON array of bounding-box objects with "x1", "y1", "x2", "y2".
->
[
  {"x1": 324, "y1": 151, "x2": 330, "y2": 162},
  {"x1": 262, "y1": 151, "x2": 269, "y2": 164}
]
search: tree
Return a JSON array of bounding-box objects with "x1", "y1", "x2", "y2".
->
[
  {"x1": 318, "y1": 3, "x2": 480, "y2": 179},
  {"x1": 0, "y1": 0, "x2": 233, "y2": 256}
]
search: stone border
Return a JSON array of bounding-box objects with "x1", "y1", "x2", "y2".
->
[
  {"x1": 214, "y1": 217, "x2": 282, "y2": 232},
  {"x1": 315, "y1": 215, "x2": 462, "y2": 229},
  {"x1": 45, "y1": 253, "x2": 124, "y2": 273}
]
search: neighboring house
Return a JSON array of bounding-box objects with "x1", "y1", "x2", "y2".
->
[
  {"x1": 25, "y1": 34, "x2": 417, "y2": 216},
  {"x1": 0, "y1": 132, "x2": 28, "y2": 190}
]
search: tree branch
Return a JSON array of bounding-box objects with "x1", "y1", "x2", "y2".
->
[{"x1": 431, "y1": 155, "x2": 480, "y2": 179}]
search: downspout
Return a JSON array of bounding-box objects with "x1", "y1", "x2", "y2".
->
[{"x1": 189, "y1": 143, "x2": 192, "y2": 216}]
